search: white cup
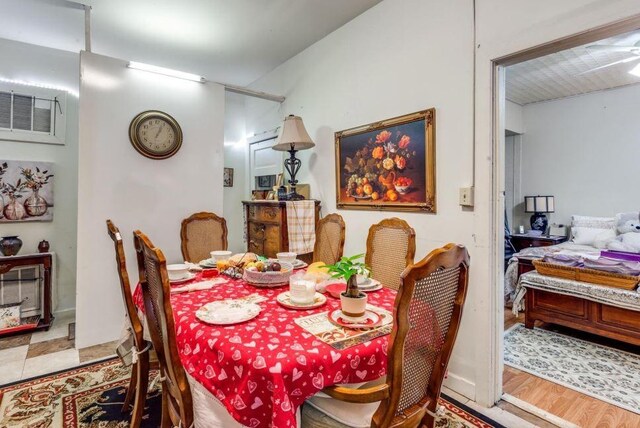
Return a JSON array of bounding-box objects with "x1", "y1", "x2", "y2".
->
[
  {"x1": 289, "y1": 275, "x2": 315, "y2": 304},
  {"x1": 210, "y1": 250, "x2": 232, "y2": 261},
  {"x1": 167, "y1": 264, "x2": 189, "y2": 281},
  {"x1": 277, "y1": 252, "x2": 297, "y2": 264}
]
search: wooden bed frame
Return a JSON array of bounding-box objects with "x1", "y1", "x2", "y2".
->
[{"x1": 519, "y1": 258, "x2": 640, "y2": 346}]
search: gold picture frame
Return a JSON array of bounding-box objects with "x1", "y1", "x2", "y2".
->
[{"x1": 335, "y1": 109, "x2": 435, "y2": 212}]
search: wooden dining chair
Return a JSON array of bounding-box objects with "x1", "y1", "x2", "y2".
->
[
  {"x1": 365, "y1": 218, "x2": 416, "y2": 290},
  {"x1": 302, "y1": 243, "x2": 471, "y2": 428},
  {"x1": 134, "y1": 229, "x2": 194, "y2": 428},
  {"x1": 313, "y1": 213, "x2": 346, "y2": 265},
  {"x1": 180, "y1": 211, "x2": 228, "y2": 262},
  {"x1": 106, "y1": 220, "x2": 155, "y2": 428}
]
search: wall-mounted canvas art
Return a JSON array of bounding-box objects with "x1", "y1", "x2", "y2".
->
[
  {"x1": 335, "y1": 109, "x2": 435, "y2": 212},
  {"x1": 0, "y1": 161, "x2": 54, "y2": 222}
]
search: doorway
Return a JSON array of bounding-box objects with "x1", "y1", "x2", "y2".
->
[{"x1": 492, "y1": 14, "x2": 640, "y2": 427}]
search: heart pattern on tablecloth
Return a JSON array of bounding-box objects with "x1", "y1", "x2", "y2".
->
[{"x1": 132, "y1": 274, "x2": 397, "y2": 428}]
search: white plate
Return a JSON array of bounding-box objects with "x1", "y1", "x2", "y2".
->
[
  {"x1": 289, "y1": 259, "x2": 308, "y2": 269},
  {"x1": 276, "y1": 292, "x2": 326, "y2": 310},
  {"x1": 196, "y1": 300, "x2": 261, "y2": 325},
  {"x1": 358, "y1": 279, "x2": 382, "y2": 291},
  {"x1": 169, "y1": 272, "x2": 196, "y2": 284}
]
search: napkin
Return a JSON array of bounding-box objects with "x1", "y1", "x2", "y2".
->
[
  {"x1": 184, "y1": 261, "x2": 203, "y2": 272},
  {"x1": 170, "y1": 278, "x2": 227, "y2": 294}
]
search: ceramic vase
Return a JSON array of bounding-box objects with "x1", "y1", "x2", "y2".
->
[
  {"x1": 24, "y1": 190, "x2": 48, "y2": 217},
  {"x1": 3, "y1": 197, "x2": 26, "y2": 221},
  {"x1": 340, "y1": 276, "x2": 368, "y2": 318},
  {"x1": 0, "y1": 236, "x2": 23, "y2": 256}
]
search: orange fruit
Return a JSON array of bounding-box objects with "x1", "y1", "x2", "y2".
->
[
  {"x1": 386, "y1": 189, "x2": 398, "y2": 201},
  {"x1": 363, "y1": 184, "x2": 373, "y2": 195},
  {"x1": 371, "y1": 192, "x2": 380, "y2": 201},
  {"x1": 356, "y1": 186, "x2": 364, "y2": 196},
  {"x1": 362, "y1": 177, "x2": 369, "y2": 185}
]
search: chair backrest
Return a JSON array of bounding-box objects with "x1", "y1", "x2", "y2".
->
[
  {"x1": 180, "y1": 211, "x2": 228, "y2": 262},
  {"x1": 133, "y1": 230, "x2": 193, "y2": 427},
  {"x1": 106, "y1": 219, "x2": 145, "y2": 351},
  {"x1": 312, "y1": 213, "x2": 346, "y2": 265},
  {"x1": 372, "y1": 243, "x2": 470, "y2": 428},
  {"x1": 365, "y1": 218, "x2": 416, "y2": 290}
]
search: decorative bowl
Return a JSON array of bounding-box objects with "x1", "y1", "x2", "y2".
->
[
  {"x1": 243, "y1": 262, "x2": 294, "y2": 287},
  {"x1": 167, "y1": 264, "x2": 189, "y2": 281}
]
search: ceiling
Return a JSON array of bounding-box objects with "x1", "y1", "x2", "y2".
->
[
  {"x1": 0, "y1": 0, "x2": 381, "y2": 86},
  {"x1": 506, "y1": 30, "x2": 640, "y2": 105}
]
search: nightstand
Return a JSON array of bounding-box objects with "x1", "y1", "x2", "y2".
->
[{"x1": 510, "y1": 234, "x2": 567, "y2": 252}]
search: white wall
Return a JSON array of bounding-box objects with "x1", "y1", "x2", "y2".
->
[
  {"x1": 0, "y1": 38, "x2": 78, "y2": 312},
  {"x1": 505, "y1": 100, "x2": 524, "y2": 134},
  {"x1": 245, "y1": 0, "x2": 640, "y2": 405},
  {"x1": 76, "y1": 52, "x2": 225, "y2": 348},
  {"x1": 223, "y1": 93, "x2": 250, "y2": 253},
  {"x1": 516, "y1": 84, "x2": 640, "y2": 228}
]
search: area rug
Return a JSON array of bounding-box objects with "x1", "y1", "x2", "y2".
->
[
  {"x1": 504, "y1": 323, "x2": 640, "y2": 415},
  {"x1": 0, "y1": 358, "x2": 503, "y2": 427}
]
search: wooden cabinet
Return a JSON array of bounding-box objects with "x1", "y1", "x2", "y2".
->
[
  {"x1": 0, "y1": 253, "x2": 54, "y2": 337},
  {"x1": 243, "y1": 200, "x2": 321, "y2": 260},
  {"x1": 510, "y1": 234, "x2": 567, "y2": 252}
]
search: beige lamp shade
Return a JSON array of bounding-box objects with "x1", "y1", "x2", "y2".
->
[
  {"x1": 524, "y1": 195, "x2": 554, "y2": 213},
  {"x1": 272, "y1": 115, "x2": 315, "y2": 151}
]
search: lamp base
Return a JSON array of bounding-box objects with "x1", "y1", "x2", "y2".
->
[
  {"x1": 283, "y1": 189, "x2": 305, "y2": 201},
  {"x1": 530, "y1": 213, "x2": 548, "y2": 233}
]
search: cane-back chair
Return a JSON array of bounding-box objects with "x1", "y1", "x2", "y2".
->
[
  {"x1": 106, "y1": 220, "x2": 155, "y2": 428},
  {"x1": 180, "y1": 212, "x2": 228, "y2": 262},
  {"x1": 313, "y1": 213, "x2": 346, "y2": 265},
  {"x1": 303, "y1": 243, "x2": 471, "y2": 428},
  {"x1": 134, "y1": 230, "x2": 194, "y2": 428},
  {"x1": 365, "y1": 218, "x2": 416, "y2": 290}
]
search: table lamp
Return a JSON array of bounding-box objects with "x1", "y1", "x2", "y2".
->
[
  {"x1": 272, "y1": 115, "x2": 315, "y2": 200},
  {"x1": 524, "y1": 195, "x2": 554, "y2": 233}
]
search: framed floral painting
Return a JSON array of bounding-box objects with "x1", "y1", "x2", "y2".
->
[
  {"x1": 0, "y1": 161, "x2": 54, "y2": 222},
  {"x1": 335, "y1": 109, "x2": 435, "y2": 212}
]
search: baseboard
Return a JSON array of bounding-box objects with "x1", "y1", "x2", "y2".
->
[
  {"x1": 53, "y1": 308, "x2": 76, "y2": 318},
  {"x1": 443, "y1": 371, "x2": 475, "y2": 401}
]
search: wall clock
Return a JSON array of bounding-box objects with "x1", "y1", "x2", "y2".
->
[{"x1": 129, "y1": 110, "x2": 183, "y2": 159}]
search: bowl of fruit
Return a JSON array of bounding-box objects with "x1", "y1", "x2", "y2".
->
[
  {"x1": 242, "y1": 260, "x2": 294, "y2": 287},
  {"x1": 394, "y1": 176, "x2": 413, "y2": 194}
]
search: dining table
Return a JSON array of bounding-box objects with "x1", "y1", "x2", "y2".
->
[{"x1": 133, "y1": 269, "x2": 397, "y2": 428}]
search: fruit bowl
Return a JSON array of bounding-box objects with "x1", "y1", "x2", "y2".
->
[
  {"x1": 394, "y1": 177, "x2": 413, "y2": 194},
  {"x1": 242, "y1": 261, "x2": 294, "y2": 287}
]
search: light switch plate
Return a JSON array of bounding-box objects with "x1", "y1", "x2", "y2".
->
[{"x1": 459, "y1": 187, "x2": 474, "y2": 206}]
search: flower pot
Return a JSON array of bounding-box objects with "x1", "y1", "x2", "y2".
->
[
  {"x1": 24, "y1": 190, "x2": 48, "y2": 217},
  {"x1": 0, "y1": 236, "x2": 23, "y2": 256},
  {"x1": 340, "y1": 291, "x2": 368, "y2": 318},
  {"x1": 3, "y1": 197, "x2": 26, "y2": 221}
]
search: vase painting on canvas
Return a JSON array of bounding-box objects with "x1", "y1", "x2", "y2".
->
[{"x1": 0, "y1": 161, "x2": 54, "y2": 222}]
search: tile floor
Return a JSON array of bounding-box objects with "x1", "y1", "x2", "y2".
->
[{"x1": 0, "y1": 312, "x2": 117, "y2": 386}]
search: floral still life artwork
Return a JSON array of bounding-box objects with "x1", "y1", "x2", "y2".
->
[
  {"x1": 334, "y1": 109, "x2": 435, "y2": 212},
  {"x1": 0, "y1": 161, "x2": 54, "y2": 222}
]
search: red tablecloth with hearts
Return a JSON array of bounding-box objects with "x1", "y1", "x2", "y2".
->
[{"x1": 134, "y1": 274, "x2": 396, "y2": 428}]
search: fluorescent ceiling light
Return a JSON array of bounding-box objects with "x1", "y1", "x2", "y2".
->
[
  {"x1": 127, "y1": 61, "x2": 205, "y2": 83},
  {"x1": 0, "y1": 77, "x2": 78, "y2": 97},
  {"x1": 629, "y1": 62, "x2": 640, "y2": 78}
]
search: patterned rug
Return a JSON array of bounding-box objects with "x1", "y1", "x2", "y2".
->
[
  {"x1": 0, "y1": 358, "x2": 502, "y2": 427},
  {"x1": 504, "y1": 323, "x2": 640, "y2": 415}
]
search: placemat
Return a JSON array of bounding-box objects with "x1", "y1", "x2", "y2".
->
[{"x1": 295, "y1": 304, "x2": 392, "y2": 349}]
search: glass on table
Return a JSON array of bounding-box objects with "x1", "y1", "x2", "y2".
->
[{"x1": 289, "y1": 273, "x2": 316, "y2": 304}]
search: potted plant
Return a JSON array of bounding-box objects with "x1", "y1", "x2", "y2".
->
[{"x1": 324, "y1": 254, "x2": 370, "y2": 318}]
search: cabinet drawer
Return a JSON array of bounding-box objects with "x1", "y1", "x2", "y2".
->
[
  {"x1": 533, "y1": 289, "x2": 588, "y2": 318},
  {"x1": 248, "y1": 222, "x2": 266, "y2": 240},
  {"x1": 264, "y1": 239, "x2": 280, "y2": 258},
  {"x1": 595, "y1": 304, "x2": 640, "y2": 330},
  {"x1": 249, "y1": 205, "x2": 281, "y2": 222}
]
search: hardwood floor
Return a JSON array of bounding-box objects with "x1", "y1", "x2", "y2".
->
[{"x1": 503, "y1": 307, "x2": 640, "y2": 428}]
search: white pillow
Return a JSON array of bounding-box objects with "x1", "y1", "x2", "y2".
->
[
  {"x1": 572, "y1": 227, "x2": 615, "y2": 246},
  {"x1": 571, "y1": 215, "x2": 616, "y2": 229}
]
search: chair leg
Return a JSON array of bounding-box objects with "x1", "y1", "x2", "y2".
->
[
  {"x1": 122, "y1": 362, "x2": 138, "y2": 413},
  {"x1": 130, "y1": 351, "x2": 150, "y2": 428},
  {"x1": 161, "y1": 389, "x2": 171, "y2": 428},
  {"x1": 420, "y1": 412, "x2": 435, "y2": 428}
]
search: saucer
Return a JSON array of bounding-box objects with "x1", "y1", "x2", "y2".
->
[
  {"x1": 199, "y1": 259, "x2": 217, "y2": 268},
  {"x1": 324, "y1": 283, "x2": 346, "y2": 299},
  {"x1": 358, "y1": 279, "x2": 382, "y2": 291},
  {"x1": 276, "y1": 292, "x2": 327, "y2": 310},
  {"x1": 328, "y1": 309, "x2": 382, "y2": 329},
  {"x1": 169, "y1": 272, "x2": 196, "y2": 284},
  {"x1": 196, "y1": 300, "x2": 261, "y2": 325}
]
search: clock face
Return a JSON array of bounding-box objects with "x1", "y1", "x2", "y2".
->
[{"x1": 129, "y1": 111, "x2": 183, "y2": 159}]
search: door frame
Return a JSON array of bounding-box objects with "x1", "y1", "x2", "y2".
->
[{"x1": 490, "y1": 13, "x2": 640, "y2": 404}]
